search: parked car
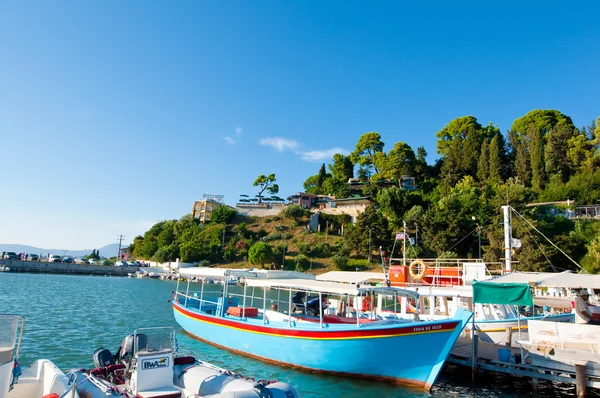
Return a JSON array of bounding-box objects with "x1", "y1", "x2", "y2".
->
[
  {"x1": 48, "y1": 255, "x2": 63, "y2": 263},
  {"x1": 26, "y1": 254, "x2": 40, "y2": 261},
  {"x1": 3, "y1": 252, "x2": 18, "y2": 259},
  {"x1": 88, "y1": 259, "x2": 98, "y2": 265},
  {"x1": 63, "y1": 257, "x2": 74, "y2": 263},
  {"x1": 115, "y1": 260, "x2": 129, "y2": 266},
  {"x1": 74, "y1": 258, "x2": 88, "y2": 264},
  {"x1": 128, "y1": 261, "x2": 140, "y2": 266}
]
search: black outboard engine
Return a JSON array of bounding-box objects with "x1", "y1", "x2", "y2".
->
[{"x1": 93, "y1": 347, "x2": 116, "y2": 368}]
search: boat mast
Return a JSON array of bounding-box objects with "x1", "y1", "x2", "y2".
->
[
  {"x1": 403, "y1": 221, "x2": 407, "y2": 266},
  {"x1": 502, "y1": 205, "x2": 512, "y2": 273}
]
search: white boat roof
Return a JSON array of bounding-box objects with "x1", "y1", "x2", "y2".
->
[
  {"x1": 178, "y1": 267, "x2": 315, "y2": 280},
  {"x1": 244, "y1": 278, "x2": 419, "y2": 299},
  {"x1": 178, "y1": 267, "x2": 250, "y2": 277},
  {"x1": 488, "y1": 271, "x2": 600, "y2": 289},
  {"x1": 316, "y1": 271, "x2": 386, "y2": 284}
]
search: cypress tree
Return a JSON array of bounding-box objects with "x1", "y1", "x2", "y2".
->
[
  {"x1": 530, "y1": 128, "x2": 546, "y2": 191},
  {"x1": 514, "y1": 140, "x2": 530, "y2": 186},
  {"x1": 489, "y1": 134, "x2": 505, "y2": 182},
  {"x1": 476, "y1": 140, "x2": 489, "y2": 182}
]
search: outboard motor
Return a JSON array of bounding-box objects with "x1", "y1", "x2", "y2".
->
[{"x1": 93, "y1": 348, "x2": 115, "y2": 368}]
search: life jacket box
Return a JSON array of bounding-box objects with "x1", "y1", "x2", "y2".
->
[{"x1": 227, "y1": 306, "x2": 258, "y2": 317}]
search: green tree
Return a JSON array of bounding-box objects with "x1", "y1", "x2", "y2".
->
[
  {"x1": 210, "y1": 205, "x2": 237, "y2": 224},
  {"x1": 154, "y1": 244, "x2": 179, "y2": 263},
  {"x1": 375, "y1": 142, "x2": 416, "y2": 181},
  {"x1": 294, "y1": 254, "x2": 310, "y2": 272},
  {"x1": 511, "y1": 109, "x2": 575, "y2": 141},
  {"x1": 488, "y1": 134, "x2": 506, "y2": 183},
  {"x1": 545, "y1": 125, "x2": 575, "y2": 182},
  {"x1": 476, "y1": 140, "x2": 490, "y2": 182},
  {"x1": 317, "y1": 163, "x2": 328, "y2": 189},
  {"x1": 421, "y1": 176, "x2": 485, "y2": 258},
  {"x1": 343, "y1": 205, "x2": 390, "y2": 257},
  {"x1": 376, "y1": 187, "x2": 411, "y2": 230},
  {"x1": 530, "y1": 127, "x2": 546, "y2": 191},
  {"x1": 248, "y1": 241, "x2": 274, "y2": 268},
  {"x1": 253, "y1": 173, "x2": 279, "y2": 204},
  {"x1": 351, "y1": 132, "x2": 385, "y2": 178},
  {"x1": 283, "y1": 205, "x2": 308, "y2": 220},
  {"x1": 414, "y1": 147, "x2": 429, "y2": 184},
  {"x1": 510, "y1": 132, "x2": 530, "y2": 186}
]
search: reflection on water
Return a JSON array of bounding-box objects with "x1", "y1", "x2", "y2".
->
[{"x1": 0, "y1": 272, "x2": 593, "y2": 397}]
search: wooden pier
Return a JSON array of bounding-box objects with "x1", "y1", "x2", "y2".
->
[{"x1": 449, "y1": 336, "x2": 600, "y2": 396}]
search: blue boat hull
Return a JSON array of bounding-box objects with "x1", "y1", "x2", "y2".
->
[{"x1": 173, "y1": 302, "x2": 472, "y2": 390}]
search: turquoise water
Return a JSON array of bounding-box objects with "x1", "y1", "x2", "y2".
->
[{"x1": 0, "y1": 273, "x2": 584, "y2": 397}]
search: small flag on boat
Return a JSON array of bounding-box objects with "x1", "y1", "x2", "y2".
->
[{"x1": 395, "y1": 233, "x2": 406, "y2": 240}]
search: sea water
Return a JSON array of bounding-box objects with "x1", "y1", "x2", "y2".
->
[{"x1": 0, "y1": 272, "x2": 587, "y2": 397}]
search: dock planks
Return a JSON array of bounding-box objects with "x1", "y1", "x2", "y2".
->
[{"x1": 449, "y1": 336, "x2": 600, "y2": 392}]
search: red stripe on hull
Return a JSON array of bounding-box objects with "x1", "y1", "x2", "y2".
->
[{"x1": 173, "y1": 302, "x2": 458, "y2": 339}]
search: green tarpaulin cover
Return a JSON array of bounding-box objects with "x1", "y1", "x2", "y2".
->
[{"x1": 472, "y1": 281, "x2": 533, "y2": 306}]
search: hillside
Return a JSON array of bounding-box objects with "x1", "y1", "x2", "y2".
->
[{"x1": 220, "y1": 213, "x2": 374, "y2": 274}]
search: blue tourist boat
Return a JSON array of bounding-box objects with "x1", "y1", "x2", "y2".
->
[{"x1": 172, "y1": 269, "x2": 473, "y2": 391}]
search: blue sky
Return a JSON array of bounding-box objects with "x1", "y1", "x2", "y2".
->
[{"x1": 1, "y1": 1, "x2": 598, "y2": 250}]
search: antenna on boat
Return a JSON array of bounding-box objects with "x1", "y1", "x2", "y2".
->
[{"x1": 502, "y1": 205, "x2": 512, "y2": 274}]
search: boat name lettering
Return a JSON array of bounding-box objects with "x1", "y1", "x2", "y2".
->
[
  {"x1": 412, "y1": 325, "x2": 442, "y2": 333},
  {"x1": 142, "y1": 357, "x2": 169, "y2": 369}
]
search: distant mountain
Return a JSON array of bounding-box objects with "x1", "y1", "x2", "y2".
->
[{"x1": 0, "y1": 243, "x2": 123, "y2": 259}]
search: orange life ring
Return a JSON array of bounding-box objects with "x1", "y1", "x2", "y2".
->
[
  {"x1": 361, "y1": 296, "x2": 373, "y2": 312},
  {"x1": 408, "y1": 259, "x2": 427, "y2": 280}
]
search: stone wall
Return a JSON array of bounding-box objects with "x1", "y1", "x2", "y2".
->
[
  {"x1": 0, "y1": 259, "x2": 137, "y2": 276},
  {"x1": 235, "y1": 204, "x2": 285, "y2": 218}
]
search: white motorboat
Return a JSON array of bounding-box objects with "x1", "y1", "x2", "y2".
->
[
  {"x1": 0, "y1": 314, "x2": 76, "y2": 398},
  {"x1": 68, "y1": 326, "x2": 301, "y2": 398}
]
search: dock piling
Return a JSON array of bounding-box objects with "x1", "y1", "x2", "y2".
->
[
  {"x1": 505, "y1": 326, "x2": 512, "y2": 347},
  {"x1": 575, "y1": 364, "x2": 586, "y2": 398}
]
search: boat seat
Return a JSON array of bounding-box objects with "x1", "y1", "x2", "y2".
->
[{"x1": 136, "y1": 386, "x2": 182, "y2": 398}]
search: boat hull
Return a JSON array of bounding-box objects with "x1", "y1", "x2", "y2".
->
[{"x1": 174, "y1": 302, "x2": 471, "y2": 390}]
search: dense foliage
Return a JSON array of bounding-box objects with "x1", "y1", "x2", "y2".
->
[{"x1": 131, "y1": 110, "x2": 600, "y2": 273}]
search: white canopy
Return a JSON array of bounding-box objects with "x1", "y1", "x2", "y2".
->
[
  {"x1": 178, "y1": 267, "x2": 250, "y2": 278},
  {"x1": 178, "y1": 268, "x2": 315, "y2": 280},
  {"x1": 316, "y1": 271, "x2": 386, "y2": 284},
  {"x1": 244, "y1": 278, "x2": 419, "y2": 299},
  {"x1": 488, "y1": 271, "x2": 600, "y2": 289}
]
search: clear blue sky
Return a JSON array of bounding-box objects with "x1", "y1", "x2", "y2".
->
[{"x1": 1, "y1": 1, "x2": 598, "y2": 250}]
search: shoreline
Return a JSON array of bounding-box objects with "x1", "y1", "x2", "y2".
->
[{"x1": 0, "y1": 259, "x2": 138, "y2": 276}]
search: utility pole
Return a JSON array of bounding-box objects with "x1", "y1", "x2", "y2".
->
[
  {"x1": 368, "y1": 229, "x2": 372, "y2": 263},
  {"x1": 403, "y1": 221, "x2": 407, "y2": 266},
  {"x1": 415, "y1": 224, "x2": 418, "y2": 246},
  {"x1": 222, "y1": 228, "x2": 226, "y2": 248},
  {"x1": 117, "y1": 234, "x2": 125, "y2": 259},
  {"x1": 477, "y1": 224, "x2": 481, "y2": 259}
]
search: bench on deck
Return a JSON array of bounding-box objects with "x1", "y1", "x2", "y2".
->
[{"x1": 226, "y1": 306, "x2": 259, "y2": 317}]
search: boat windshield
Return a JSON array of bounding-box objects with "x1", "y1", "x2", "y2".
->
[
  {"x1": 133, "y1": 326, "x2": 174, "y2": 354},
  {"x1": 0, "y1": 315, "x2": 21, "y2": 365}
]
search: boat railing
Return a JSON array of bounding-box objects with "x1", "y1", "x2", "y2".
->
[{"x1": 388, "y1": 258, "x2": 502, "y2": 287}]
